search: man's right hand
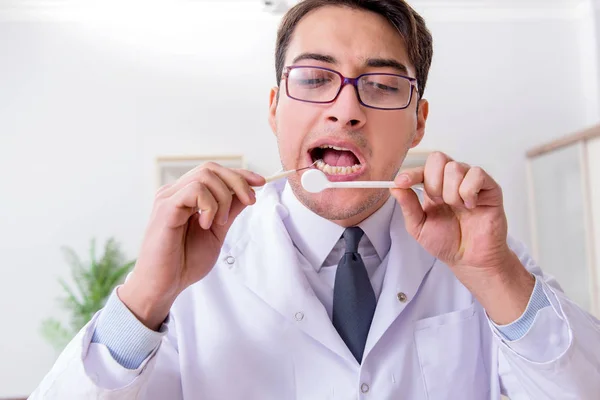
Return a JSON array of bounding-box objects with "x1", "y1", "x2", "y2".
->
[{"x1": 118, "y1": 163, "x2": 266, "y2": 330}]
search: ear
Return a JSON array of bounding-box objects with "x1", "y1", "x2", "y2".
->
[
  {"x1": 411, "y1": 98, "x2": 428, "y2": 148},
  {"x1": 268, "y1": 87, "x2": 279, "y2": 136}
]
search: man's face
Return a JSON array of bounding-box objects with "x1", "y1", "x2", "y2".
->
[{"x1": 269, "y1": 5, "x2": 428, "y2": 226}]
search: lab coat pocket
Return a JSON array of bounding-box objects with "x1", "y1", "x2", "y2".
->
[{"x1": 414, "y1": 303, "x2": 489, "y2": 400}]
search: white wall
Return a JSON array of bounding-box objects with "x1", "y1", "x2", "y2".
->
[
  {"x1": 0, "y1": 1, "x2": 597, "y2": 396},
  {"x1": 413, "y1": 1, "x2": 596, "y2": 255}
]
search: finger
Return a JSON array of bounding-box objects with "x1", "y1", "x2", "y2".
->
[
  {"x1": 231, "y1": 168, "x2": 267, "y2": 187},
  {"x1": 170, "y1": 181, "x2": 218, "y2": 230},
  {"x1": 211, "y1": 167, "x2": 259, "y2": 206},
  {"x1": 155, "y1": 182, "x2": 199, "y2": 229},
  {"x1": 459, "y1": 166, "x2": 499, "y2": 209},
  {"x1": 442, "y1": 162, "x2": 470, "y2": 208},
  {"x1": 196, "y1": 169, "x2": 234, "y2": 226},
  {"x1": 390, "y1": 187, "x2": 425, "y2": 238},
  {"x1": 211, "y1": 196, "x2": 249, "y2": 241},
  {"x1": 394, "y1": 166, "x2": 424, "y2": 188},
  {"x1": 424, "y1": 152, "x2": 452, "y2": 204},
  {"x1": 155, "y1": 183, "x2": 174, "y2": 199}
]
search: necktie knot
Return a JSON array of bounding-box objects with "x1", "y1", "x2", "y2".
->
[{"x1": 343, "y1": 227, "x2": 364, "y2": 254}]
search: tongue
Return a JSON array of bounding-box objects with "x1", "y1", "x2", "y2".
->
[{"x1": 322, "y1": 149, "x2": 359, "y2": 167}]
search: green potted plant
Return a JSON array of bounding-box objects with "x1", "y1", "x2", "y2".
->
[{"x1": 40, "y1": 237, "x2": 136, "y2": 351}]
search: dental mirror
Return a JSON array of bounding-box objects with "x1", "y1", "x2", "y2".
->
[{"x1": 301, "y1": 169, "x2": 402, "y2": 193}]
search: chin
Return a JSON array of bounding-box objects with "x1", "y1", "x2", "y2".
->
[{"x1": 291, "y1": 182, "x2": 388, "y2": 223}]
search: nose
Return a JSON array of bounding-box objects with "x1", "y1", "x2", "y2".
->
[{"x1": 325, "y1": 84, "x2": 367, "y2": 130}]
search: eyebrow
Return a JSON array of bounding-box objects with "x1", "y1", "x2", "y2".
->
[
  {"x1": 292, "y1": 52, "x2": 337, "y2": 64},
  {"x1": 291, "y1": 52, "x2": 409, "y2": 75},
  {"x1": 365, "y1": 58, "x2": 409, "y2": 75}
]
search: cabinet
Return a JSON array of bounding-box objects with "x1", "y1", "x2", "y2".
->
[{"x1": 526, "y1": 124, "x2": 600, "y2": 317}]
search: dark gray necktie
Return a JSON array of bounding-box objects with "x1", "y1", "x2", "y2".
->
[{"x1": 332, "y1": 227, "x2": 376, "y2": 363}]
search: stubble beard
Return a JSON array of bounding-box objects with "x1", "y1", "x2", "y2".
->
[{"x1": 288, "y1": 176, "x2": 390, "y2": 222}]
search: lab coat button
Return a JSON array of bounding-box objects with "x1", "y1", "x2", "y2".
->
[
  {"x1": 294, "y1": 312, "x2": 304, "y2": 321},
  {"x1": 225, "y1": 256, "x2": 235, "y2": 265},
  {"x1": 397, "y1": 292, "x2": 407, "y2": 303},
  {"x1": 360, "y1": 383, "x2": 370, "y2": 393}
]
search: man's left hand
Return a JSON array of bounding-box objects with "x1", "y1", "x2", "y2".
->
[{"x1": 390, "y1": 151, "x2": 535, "y2": 324}]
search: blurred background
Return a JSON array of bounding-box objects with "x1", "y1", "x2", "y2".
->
[{"x1": 1, "y1": 0, "x2": 599, "y2": 397}]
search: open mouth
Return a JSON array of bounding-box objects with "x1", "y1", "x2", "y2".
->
[{"x1": 309, "y1": 143, "x2": 364, "y2": 176}]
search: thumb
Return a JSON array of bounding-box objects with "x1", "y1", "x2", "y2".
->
[{"x1": 391, "y1": 187, "x2": 425, "y2": 238}]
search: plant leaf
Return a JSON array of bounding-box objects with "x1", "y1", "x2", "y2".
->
[
  {"x1": 40, "y1": 318, "x2": 72, "y2": 352},
  {"x1": 89, "y1": 238, "x2": 99, "y2": 288},
  {"x1": 43, "y1": 236, "x2": 137, "y2": 347},
  {"x1": 58, "y1": 278, "x2": 83, "y2": 311},
  {"x1": 60, "y1": 246, "x2": 87, "y2": 299},
  {"x1": 103, "y1": 260, "x2": 135, "y2": 296}
]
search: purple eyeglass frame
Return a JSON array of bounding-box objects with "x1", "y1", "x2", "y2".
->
[{"x1": 282, "y1": 65, "x2": 418, "y2": 110}]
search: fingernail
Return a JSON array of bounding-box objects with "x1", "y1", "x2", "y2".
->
[
  {"x1": 397, "y1": 174, "x2": 409, "y2": 184},
  {"x1": 465, "y1": 202, "x2": 473, "y2": 209},
  {"x1": 249, "y1": 189, "x2": 256, "y2": 201},
  {"x1": 433, "y1": 196, "x2": 443, "y2": 204}
]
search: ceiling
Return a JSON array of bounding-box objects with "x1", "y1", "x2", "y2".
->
[
  {"x1": 0, "y1": 0, "x2": 589, "y2": 18},
  {"x1": 1, "y1": 0, "x2": 586, "y2": 4},
  {"x1": 203, "y1": 0, "x2": 583, "y2": 4}
]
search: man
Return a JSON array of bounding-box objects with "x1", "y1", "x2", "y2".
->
[{"x1": 31, "y1": 0, "x2": 599, "y2": 399}]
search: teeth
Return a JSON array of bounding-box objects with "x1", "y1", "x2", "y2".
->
[
  {"x1": 318, "y1": 144, "x2": 351, "y2": 152},
  {"x1": 315, "y1": 159, "x2": 361, "y2": 175},
  {"x1": 314, "y1": 144, "x2": 361, "y2": 175}
]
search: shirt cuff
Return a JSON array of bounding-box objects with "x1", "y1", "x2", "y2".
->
[
  {"x1": 492, "y1": 275, "x2": 551, "y2": 341},
  {"x1": 91, "y1": 287, "x2": 168, "y2": 369}
]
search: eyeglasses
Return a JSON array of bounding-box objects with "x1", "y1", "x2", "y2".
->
[{"x1": 282, "y1": 65, "x2": 418, "y2": 110}]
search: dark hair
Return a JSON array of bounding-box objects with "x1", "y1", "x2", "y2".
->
[{"x1": 275, "y1": 0, "x2": 433, "y2": 99}]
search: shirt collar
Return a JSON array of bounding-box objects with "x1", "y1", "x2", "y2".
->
[
  {"x1": 281, "y1": 181, "x2": 394, "y2": 270},
  {"x1": 359, "y1": 195, "x2": 394, "y2": 260}
]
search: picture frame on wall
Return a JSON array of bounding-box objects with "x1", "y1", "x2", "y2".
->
[{"x1": 156, "y1": 155, "x2": 246, "y2": 187}]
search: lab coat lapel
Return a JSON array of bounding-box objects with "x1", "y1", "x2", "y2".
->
[
  {"x1": 226, "y1": 184, "x2": 356, "y2": 365},
  {"x1": 363, "y1": 202, "x2": 436, "y2": 358}
]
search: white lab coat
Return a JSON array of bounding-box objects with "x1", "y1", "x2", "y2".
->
[{"x1": 30, "y1": 181, "x2": 600, "y2": 399}]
